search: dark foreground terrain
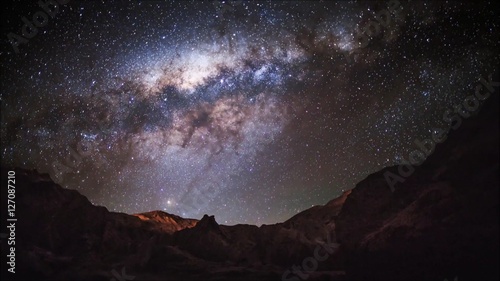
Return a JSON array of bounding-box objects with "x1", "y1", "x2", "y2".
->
[{"x1": 2, "y1": 94, "x2": 498, "y2": 281}]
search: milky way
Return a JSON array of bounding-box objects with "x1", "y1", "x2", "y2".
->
[{"x1": 1, "y1": 0, "x2": 499, "y2": 225}]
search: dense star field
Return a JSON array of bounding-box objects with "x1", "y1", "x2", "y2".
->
[{"x1": 1, "y1": 0, "x2": 499, "y2": 225}]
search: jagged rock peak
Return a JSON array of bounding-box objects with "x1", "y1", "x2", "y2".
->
[{"x1": 197, "y1": 214, "x2": 219, "y2": 229}]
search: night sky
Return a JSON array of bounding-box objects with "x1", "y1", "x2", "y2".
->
[{"x1": 1, "y1": 0, "x2": 499, "y2": 225}]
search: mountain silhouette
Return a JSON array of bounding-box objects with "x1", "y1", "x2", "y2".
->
[{"x1": 1, "y1": 92, "x2": 498, "y2": 281}]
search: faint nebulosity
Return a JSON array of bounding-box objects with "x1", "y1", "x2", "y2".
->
[{"x1": 1, "y1": 0, "x2": 498, "y2": 225}]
